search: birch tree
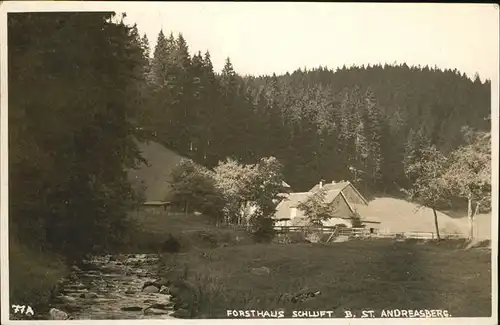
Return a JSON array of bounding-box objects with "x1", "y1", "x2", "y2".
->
[{"x1": 442, "y1": 128, "x2": 491, "y2": 239}]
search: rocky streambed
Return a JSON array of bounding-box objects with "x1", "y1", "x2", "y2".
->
[{"x1": 45, "y1": 254, "x2": 175, "y2": 320}]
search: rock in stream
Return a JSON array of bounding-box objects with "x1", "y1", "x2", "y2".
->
[{"x1": 47, "y1": 254, "x2": 175, "y2": 320}]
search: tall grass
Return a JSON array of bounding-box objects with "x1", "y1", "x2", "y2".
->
[
  {"x1": 9, "y1": 237, "x2": 68, "y2": 316},
  {"x1": 160, "y1": 240, "x2": 492, "y2": 318},
  {"x1": 124, "y1": 211, "x2": 253, "y2": 254}
]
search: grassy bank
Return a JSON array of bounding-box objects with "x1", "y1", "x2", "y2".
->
[
  {"x1": 124, "y1": 211, "x2": 252, "y2": 254},
  {"x1": 9, "y1": 238, "x2": 68, "y2": 318},
  {"x1": 160, "y1": 239, "x2": 492, "y2": 318}
]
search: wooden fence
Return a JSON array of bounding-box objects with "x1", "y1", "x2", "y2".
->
[
  {"x1": 273, "y1": 225, "x2": 464, "y2": 241},
  {"x1": 274, "y1": 225, "x2": 338, "y2": 233}
]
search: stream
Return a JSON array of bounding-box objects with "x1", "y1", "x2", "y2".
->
[{"x1": 45, "y1": 253, "x2": 175, "y2": 320}]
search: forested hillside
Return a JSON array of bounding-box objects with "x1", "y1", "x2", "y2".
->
[{"x1": 139, "y1": 30, "x2": 491, "y2": 194}]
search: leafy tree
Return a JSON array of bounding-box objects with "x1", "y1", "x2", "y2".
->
[
  {"x1": 442, "y1": 128, "x2": 491, "y2": 239},
  {"x1": 296, "y1": 188, "x2": 336, "y2": 227},
  {"x1": 213, "y1": 158, "x2": 259, "y2": 225},
  {"x1": 402, "y1": 145, "x2": 450, "y2": 240},
  {"x1": 212, "y1": 156, "x2": 284, "y2": 241},
  {"x1": 168, "y1": 159, "x2": 225, "y2": 224},
  {"x1": 249, "y1": 157, "x2": 286, "y2": 242}
]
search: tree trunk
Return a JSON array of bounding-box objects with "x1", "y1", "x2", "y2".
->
[
  {"x1": 471, "y1": 202, "x2": 480, "y2": 238},
  {"x1": 239, "y1": 202, "x2": 245, "y2": 226},
  {"x1": 474, "y1": 202, "x2": 480, "y2": 217},
  {"x1": 432, "y1": 208, "x2": 441, "y2": 241},
  {"x1": 467, "y1": 194, "x2": 473, "y2": 240}
]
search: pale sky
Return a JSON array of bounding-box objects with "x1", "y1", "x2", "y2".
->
[
  {"x1": 2, "y1": 2, "x2": 499, "y2": 80},
  {"x1": 119, "y1": 2, "x2": 499, "y2": 80}
]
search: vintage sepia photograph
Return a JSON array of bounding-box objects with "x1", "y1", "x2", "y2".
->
[{"x1": 0, "y1": 1, "x2": 498, "y2": 323}]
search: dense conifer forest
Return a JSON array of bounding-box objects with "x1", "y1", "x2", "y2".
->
[{"x1": 139, "y1": 29, "x2": 491, "y2": 194}]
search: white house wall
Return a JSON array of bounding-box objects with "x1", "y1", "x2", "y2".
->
[
  {"x1": 275, "y1": 219, "x2": 290, "y2": 227},
  {"x1": 322, "y1": 217, "x2": 352, "y2": 227}
]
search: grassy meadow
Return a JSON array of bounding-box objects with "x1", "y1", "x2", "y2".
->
[
  {"x1": 137, "y1": 211, "x2": 493, "y2": 319},
  {"x1": 160, "y1": 240, "x2": 491, "y2": 318}
]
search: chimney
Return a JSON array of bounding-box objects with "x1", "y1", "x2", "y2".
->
[
  {"x1": 332, "y1": 180, "x2": 336, "y2": 184},
  {"x1": 319, "y1": 180, "x2": 323, "y2": 189}
]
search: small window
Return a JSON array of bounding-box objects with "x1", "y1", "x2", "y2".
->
[{"x1": 290, "y1": 208, "x2": 297, "y2": 218}]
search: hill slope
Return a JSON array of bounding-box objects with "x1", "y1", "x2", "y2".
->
[
  {"x1": 128, "y1": 140, "x2": 186, "y2": 201},
  {"x1": 358, "y1": 197, "x2": 491, "y2": 239}
]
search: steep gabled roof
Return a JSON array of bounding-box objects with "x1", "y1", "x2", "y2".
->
[
  {"x1": 309, "y1": 181, "x2": 350, "y2": 193},
  {"x1": 274, "y1": 179, "x2": 374, "y2": 225},
  {"x1": 309, "y1": 181, "x2": 368, "y2": 205}
]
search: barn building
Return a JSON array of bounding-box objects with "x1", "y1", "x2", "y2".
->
[{"x1": 273, "y1": 180, "x2": 381, "y2": 230}]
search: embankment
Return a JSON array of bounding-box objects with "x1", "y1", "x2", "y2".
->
[{"x1": 9, "y1": 238, "x2": 68, "y2": 319}]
